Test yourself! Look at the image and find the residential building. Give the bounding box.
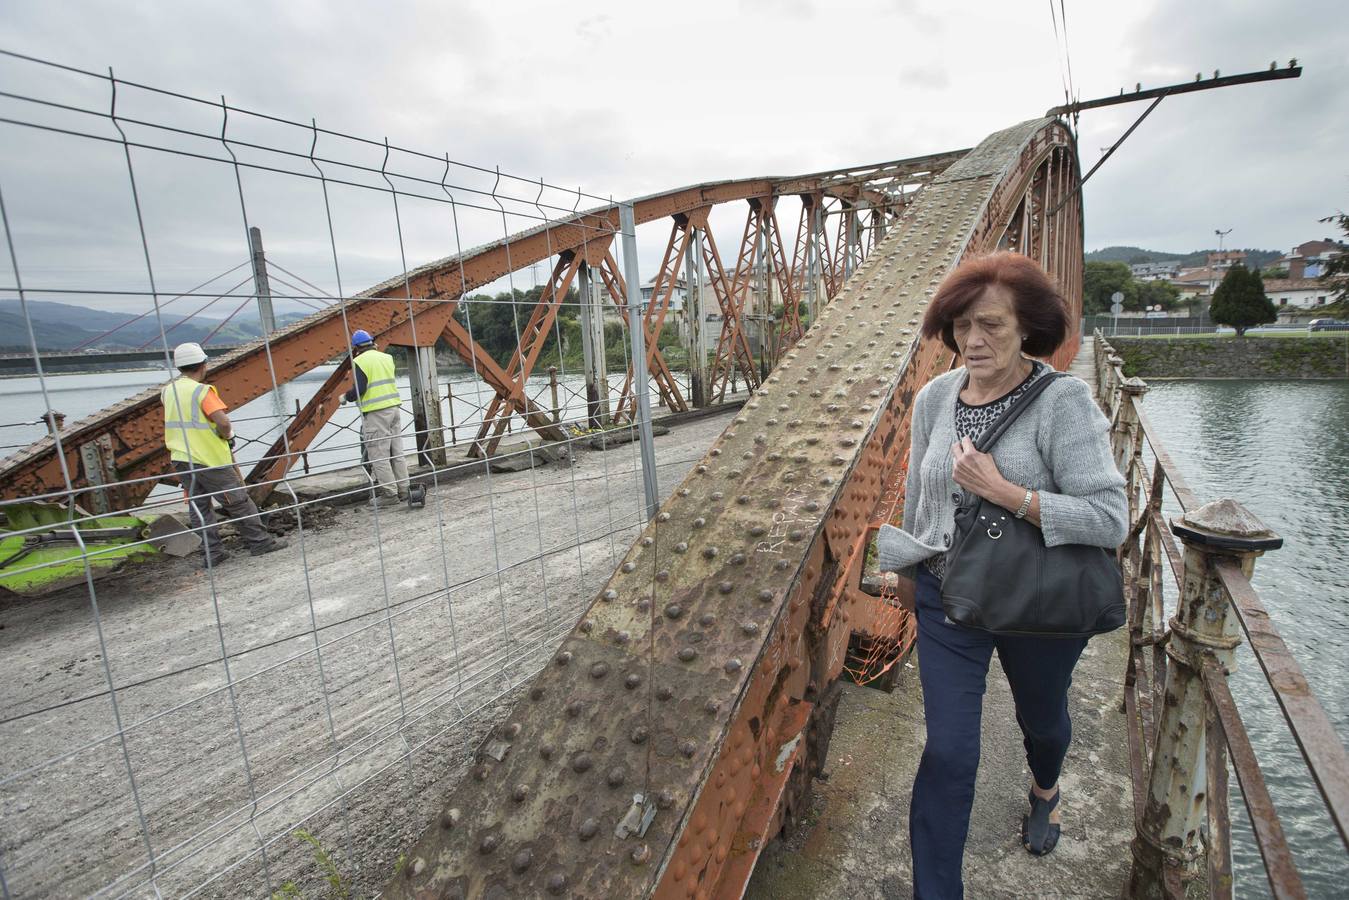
[1130,260,1182,281]
[1269,238,1345,280]
[1264,276,1333,315]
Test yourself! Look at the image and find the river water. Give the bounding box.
[0,365,665,497]
[1,372,1345,894]
[1139,380,1348,897]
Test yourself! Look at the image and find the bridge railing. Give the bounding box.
[1093,330,1349,899]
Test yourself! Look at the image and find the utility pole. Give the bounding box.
[248,226,277,336]
[1211,227,1233,298]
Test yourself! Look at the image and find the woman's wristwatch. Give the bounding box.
[1014,487,1034,519]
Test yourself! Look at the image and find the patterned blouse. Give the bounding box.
[923,359,1049,579]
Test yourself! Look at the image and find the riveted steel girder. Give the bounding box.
[384,117,1081,900]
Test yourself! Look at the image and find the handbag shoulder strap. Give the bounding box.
[972,369,1067,453]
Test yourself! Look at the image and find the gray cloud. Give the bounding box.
[0,0,1342,320]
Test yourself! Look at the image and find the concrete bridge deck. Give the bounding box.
[746,337,1136,899]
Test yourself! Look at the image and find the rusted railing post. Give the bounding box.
[1111,378,1147,483]
[1128,499,1282,897]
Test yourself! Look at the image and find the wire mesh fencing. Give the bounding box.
[0,49,756,898]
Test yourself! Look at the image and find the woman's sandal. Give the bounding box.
[1021,788,1061,856]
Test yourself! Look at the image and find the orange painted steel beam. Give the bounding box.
[468,250,584,457]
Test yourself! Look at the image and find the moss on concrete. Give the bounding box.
[1112,335,1349,379]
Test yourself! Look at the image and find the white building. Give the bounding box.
[1130,260,1182,281]
[1265,277,1333,312]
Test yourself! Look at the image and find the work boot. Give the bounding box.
[367,494,400,510]
[203,548,232,566]
[250,537,289,557]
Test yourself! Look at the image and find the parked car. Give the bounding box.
[1309,318,1349,331]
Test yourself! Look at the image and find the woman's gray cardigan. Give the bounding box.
[877,367,1128,577]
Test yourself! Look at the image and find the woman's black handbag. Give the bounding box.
[939,373,1126,637]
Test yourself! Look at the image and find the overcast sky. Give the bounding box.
[1,0,1344,317]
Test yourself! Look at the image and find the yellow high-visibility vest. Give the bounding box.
[354,349,400,413]
[161,376,233,468]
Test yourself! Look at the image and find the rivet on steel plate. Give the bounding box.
[774,559,790,571]
[631,725,649,744]
[590,661,609,679]
[655,570,669,583]
[674,541,688,554]
[607,767,627,788]
[724,658,743,674]
[547,873,568,895]
[512,784,529,802]
[621,561,636,573]
[540,744,555,760]
[680,740,697,758]
[736,494,750,505]
[757,589,774,603]
[709,448,721,457]
[692,517,706,529]
[601,589,617,602]
[440,807,461,829]
[678,487,690,496]
[749,525,766,537]
[631,845,651,865]
[677,647,698,662]
[700,613,717,627]
[566,699,584,717]
[531,684,548,698]
[657,685,674,700]
[572,753,593,773]
[479,833,499,854]
[717,581,734,594]
[729,552,746,565]
[665,603,683,619]
[578,817,599,840]
[703,546,719,559]
[641,536,653,546]
[555,651,573,665]
[711,491,724,500]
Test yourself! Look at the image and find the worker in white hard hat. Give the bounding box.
[162,342,287,563]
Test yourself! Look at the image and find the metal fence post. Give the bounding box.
[248,226,276,335]
[619,202,659,519]
[1127,499,1282,897]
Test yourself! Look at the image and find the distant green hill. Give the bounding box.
[1087,246,1283,270]
[0,299,310,351]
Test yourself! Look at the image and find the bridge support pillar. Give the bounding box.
[577,263,610,428]
[1127,499,1281,898]
[406,344,446,468]
[685,230,708,407]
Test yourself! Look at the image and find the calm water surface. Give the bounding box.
[1141,380,1348,898]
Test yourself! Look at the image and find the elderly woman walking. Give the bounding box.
[878,251,1128,899]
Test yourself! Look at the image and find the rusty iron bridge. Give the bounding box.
[0,54,1341,900]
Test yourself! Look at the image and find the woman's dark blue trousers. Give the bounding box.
[908,565,1088,900]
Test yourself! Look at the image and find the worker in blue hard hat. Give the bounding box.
[343,330,411,509]
[163,342,287,563]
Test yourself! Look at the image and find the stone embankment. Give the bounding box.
[1111,335,1349,379]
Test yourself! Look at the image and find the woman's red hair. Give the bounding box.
[920,251,1070,357]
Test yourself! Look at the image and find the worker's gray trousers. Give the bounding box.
[173,461,273,557]
[361,406,409,500]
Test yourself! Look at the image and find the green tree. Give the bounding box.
[1209,265,1276,336]
[1136,279,1180,311]
[1317,212,1349,303]
[1083,261,1136,314]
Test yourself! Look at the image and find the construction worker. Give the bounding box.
[343,330,410,508]
[163,342,287,562]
